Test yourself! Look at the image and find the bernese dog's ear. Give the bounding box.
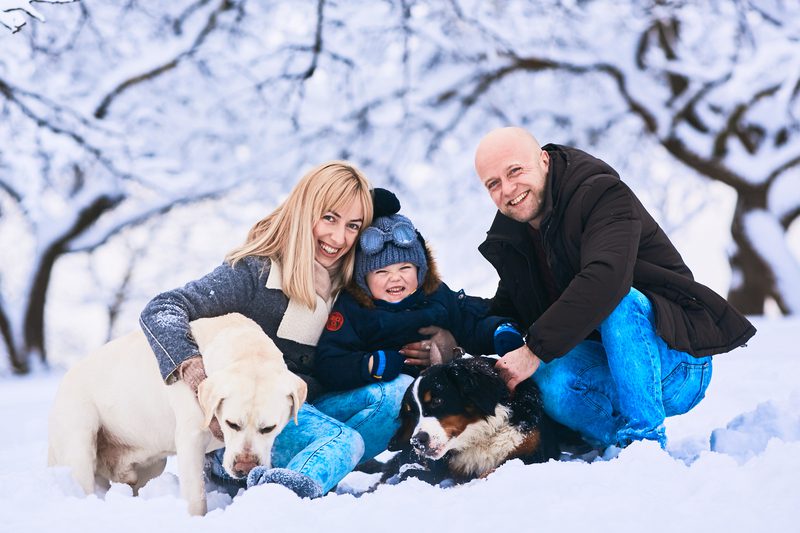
[388,385,417,451]
[446,358,509,417]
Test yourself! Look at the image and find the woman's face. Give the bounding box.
[312,199,365,268]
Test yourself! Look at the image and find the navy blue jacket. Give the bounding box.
[315,282,510,391]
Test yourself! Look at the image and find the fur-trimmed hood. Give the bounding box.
[345,242,442,309]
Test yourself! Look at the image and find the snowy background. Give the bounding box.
[1,1,799,532]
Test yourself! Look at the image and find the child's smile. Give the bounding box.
[366,262,419,303]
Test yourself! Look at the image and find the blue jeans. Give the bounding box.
[314,373,414,462]
[207,374,412,494]
[533,288,712,448]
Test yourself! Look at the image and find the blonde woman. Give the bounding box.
[139,161,413,498]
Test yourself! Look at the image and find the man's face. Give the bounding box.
[475,135,550,227]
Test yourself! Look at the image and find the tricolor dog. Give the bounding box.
[48,313,306,516]
[386,356,559,484]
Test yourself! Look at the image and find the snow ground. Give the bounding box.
[0,317,797,533]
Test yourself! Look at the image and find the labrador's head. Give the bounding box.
[199,364,306,479]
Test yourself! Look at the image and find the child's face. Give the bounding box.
[366,262,419,303]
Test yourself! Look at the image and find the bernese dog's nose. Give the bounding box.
[412,431,430,449]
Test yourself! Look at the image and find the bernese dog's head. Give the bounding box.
[389,357,510,460]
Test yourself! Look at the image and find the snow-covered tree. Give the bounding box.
[1,0,797,373]
[0,0,74,33]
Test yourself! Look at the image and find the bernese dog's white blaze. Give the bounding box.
[408,377,451,458]
[408,377,449,454]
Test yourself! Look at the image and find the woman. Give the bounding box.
[139,161,413,498]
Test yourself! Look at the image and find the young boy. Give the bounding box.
[315,212,526,391]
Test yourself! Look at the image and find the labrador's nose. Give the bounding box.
[232,453,259,477]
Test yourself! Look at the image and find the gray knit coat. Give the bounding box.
[139,256,333,400]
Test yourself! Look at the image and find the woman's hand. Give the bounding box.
[177,356,224,440]
[400,326,459,366]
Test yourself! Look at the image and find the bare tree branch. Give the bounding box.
[781,206,800,230]
[93,0,237,119]
[0,77,129,179]
[0,177,22,204]
[67,185,241,254]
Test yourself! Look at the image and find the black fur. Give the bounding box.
[381,356,561,486]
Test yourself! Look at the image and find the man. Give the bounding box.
[473,127,755,448]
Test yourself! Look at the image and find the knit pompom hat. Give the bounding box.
[355,213,428,297]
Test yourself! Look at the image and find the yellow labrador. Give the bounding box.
[48,313,306,516]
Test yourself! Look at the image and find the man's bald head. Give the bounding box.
[473,127,550,228]
[474,127,542,174]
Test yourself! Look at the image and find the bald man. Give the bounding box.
[473,127,755,449]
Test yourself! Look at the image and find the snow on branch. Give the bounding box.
[0,0,74,33]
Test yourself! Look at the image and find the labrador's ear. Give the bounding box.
[197,376,224,429]
[288,374,307,425]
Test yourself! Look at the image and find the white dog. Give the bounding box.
[48,313,306,516]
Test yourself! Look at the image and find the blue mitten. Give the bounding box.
[493,323,525,357]
[247,467,323,499]
[361,350,405,382]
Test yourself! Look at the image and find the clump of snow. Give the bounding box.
[710,392,800,464]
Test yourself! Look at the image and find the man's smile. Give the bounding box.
[508,190,529,206]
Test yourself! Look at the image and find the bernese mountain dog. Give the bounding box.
[380,356,562,485]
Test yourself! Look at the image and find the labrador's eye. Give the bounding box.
[429,397,444,408]
[226,421,242,431]
[259,425,276,435]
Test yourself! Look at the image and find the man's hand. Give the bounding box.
[496,345,541,392]
[177,356,224,441]
[400,326,459,366]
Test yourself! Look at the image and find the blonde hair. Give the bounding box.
[226,161,373,309]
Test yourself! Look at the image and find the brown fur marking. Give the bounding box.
[439,414,479,438]
[510,429,541,459]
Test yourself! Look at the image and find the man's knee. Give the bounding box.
[602,287,653,332]
[534,362,588,411]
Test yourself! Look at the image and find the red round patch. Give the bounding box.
[326,311,345,331]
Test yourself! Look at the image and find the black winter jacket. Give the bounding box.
[315,259,510,391]
[479,144,756,362]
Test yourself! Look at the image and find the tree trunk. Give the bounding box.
[727,193,774,315]
[0,305,26,373]
[21,194,124,369]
